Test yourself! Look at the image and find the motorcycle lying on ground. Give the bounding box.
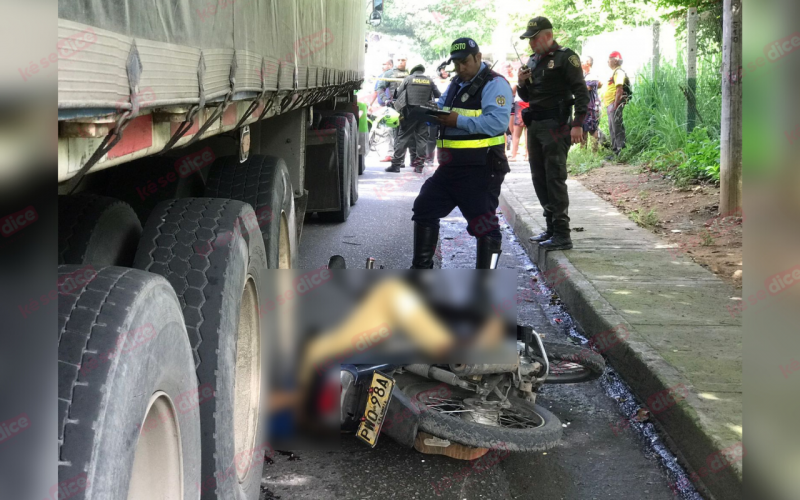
[330,256,606,454]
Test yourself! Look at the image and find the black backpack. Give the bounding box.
[613,69,633,102]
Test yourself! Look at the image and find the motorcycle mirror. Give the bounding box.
[368,10,382,27]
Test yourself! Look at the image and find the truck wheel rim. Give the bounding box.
[234,276,262,482]
[127,392,183,500]
[279,212,291,269]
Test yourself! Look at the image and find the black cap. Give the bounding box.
[520,17,553,39]
[410,64,425,74]
[448,37,480,62]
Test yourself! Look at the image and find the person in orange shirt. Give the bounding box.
[601,51,630,156]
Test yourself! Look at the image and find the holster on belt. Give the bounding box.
[525,99,576,126]
[487,148,510,175]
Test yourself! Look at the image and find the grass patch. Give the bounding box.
[614,56,722,185]
[567,145,605,175]
[699,229,715,246]
[629,208,659,228]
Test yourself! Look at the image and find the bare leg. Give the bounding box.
[511,123,524,159]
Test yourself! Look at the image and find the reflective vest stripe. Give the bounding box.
[441,107,483,117]
[437,136,506,149]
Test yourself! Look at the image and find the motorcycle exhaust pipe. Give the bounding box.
[404,364,474,391]
[448,362,519,376]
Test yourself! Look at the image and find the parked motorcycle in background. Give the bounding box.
[367,106,400,157]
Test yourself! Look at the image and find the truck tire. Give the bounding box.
[58,266,201,500]
[317,116,351,222]
[205,155,297,269]
[58,195,142,267]
[134,198,269,500]
[101,156,206,224]
[334,112,361,199]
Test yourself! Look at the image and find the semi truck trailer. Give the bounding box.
[55,1,379,498]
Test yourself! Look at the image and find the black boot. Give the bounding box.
[530,213,554,242]
[385,163,401,173]
[529,231,552,242]
[476,236,502,269]
[539,234,573,251]
[411,223,439,269]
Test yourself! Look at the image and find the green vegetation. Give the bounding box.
[516,0,660,54]
[629,208,660,228]
[613,56,722,186]
[376,0,496,61]
[699,229,715,246]
[567,145,605,174]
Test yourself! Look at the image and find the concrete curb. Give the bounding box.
[499,189,743,500]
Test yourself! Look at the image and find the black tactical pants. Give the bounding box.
[527,119,571,237]
[392,120,429,168]
[412,164,505,241]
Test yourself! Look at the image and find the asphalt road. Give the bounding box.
[266,152,690,500]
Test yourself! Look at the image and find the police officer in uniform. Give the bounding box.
[410,38,513,269]
[386,64,441,173]
[376,55,410,162]
[516,17,588,250]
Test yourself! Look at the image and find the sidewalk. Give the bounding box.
[499,162,742,500]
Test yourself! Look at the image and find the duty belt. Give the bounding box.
[527,106,563,121]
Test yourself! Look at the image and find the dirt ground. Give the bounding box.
[574,163,743,290]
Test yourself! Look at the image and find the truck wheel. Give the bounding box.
[334,112,360,201]
[205,155,297,269]
[58,195,142,267]
[134,198,269,500]
[101,156,206,224]
[58,266,201,500]
[317,116,351,222]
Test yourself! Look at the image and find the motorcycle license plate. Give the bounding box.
[356,371,395,447]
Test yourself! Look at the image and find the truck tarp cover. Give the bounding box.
[57,0,365,110]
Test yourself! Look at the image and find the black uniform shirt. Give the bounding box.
[394,70,442,105]
[516,43,589,128]
[376,67,410,94]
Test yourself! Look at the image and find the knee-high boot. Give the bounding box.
[411,223,439,269]
[476,236,502,269]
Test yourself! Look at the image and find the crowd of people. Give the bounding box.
[361,49,629,170]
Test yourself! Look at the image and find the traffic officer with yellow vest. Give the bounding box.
[410,38,513,269]
[516,17,588,251]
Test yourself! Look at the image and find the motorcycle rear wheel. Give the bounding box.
[401,379,562,453]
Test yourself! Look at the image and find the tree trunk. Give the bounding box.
[652,21,660,80]
[720,0,743,215]
[686,8,698,133]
